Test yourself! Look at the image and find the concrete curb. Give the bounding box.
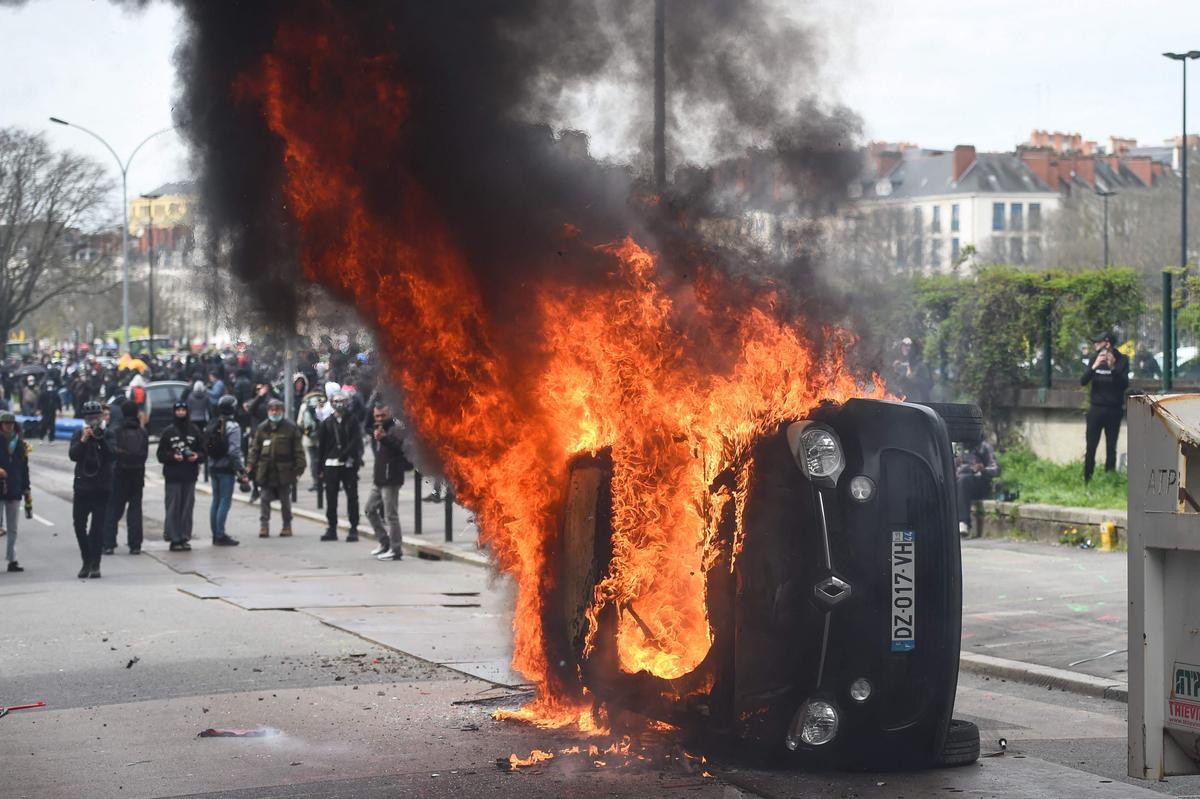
[960,651,1128,702]
[192,479,491,569]
[189,475,1136,705]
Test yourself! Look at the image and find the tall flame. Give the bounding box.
[237,17,876,724]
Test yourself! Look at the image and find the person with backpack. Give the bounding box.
[317,391,364,542]
[366,402,411,561]
[247,398,306,538]
[0,411,32,573]
[103,399,149,555]
[69,401,113,578]
[207,395,244,547]
[157,401,205,552]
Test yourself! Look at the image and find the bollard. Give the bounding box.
[413,469,423,536]
[1099,520,1117,552]
[444,488,454,543]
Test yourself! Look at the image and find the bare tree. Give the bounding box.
[0,127,114,344]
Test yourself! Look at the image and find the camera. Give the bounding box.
[180,447,195,459]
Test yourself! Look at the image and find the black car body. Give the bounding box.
[108,380,189,438]
[552,398,976,769]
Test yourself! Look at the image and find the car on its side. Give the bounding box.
[551,398,982,770]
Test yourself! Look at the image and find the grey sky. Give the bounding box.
[2,0,1199,215]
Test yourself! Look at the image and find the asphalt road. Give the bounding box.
[0,445,1190,798]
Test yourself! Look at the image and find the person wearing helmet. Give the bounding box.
[247,397,306,538]
[103,399,149,555]
[206,394,245,547]
[68,400,113,578]
[298,388,328,493]
[317,390,364,542]
[0,410,31,572]
[156,401,205,552]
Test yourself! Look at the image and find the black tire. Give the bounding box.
[918,402,984,445]
[939,719,980,767]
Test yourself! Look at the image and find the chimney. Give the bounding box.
[1126,156,1153,187]
[1074,157,1096,187]
[952,145,976,181]
[1105,155,1120,175]
[1020,149,1057,190]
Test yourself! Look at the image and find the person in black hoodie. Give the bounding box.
[1081,332,1131,481]
[157,401,205,551]
[317,391,364,542]
[68,401,112,578]
[104,399,149,555]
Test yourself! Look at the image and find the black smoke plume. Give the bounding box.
[173,0,864,352]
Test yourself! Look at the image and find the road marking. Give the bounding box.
[31,513,54,527]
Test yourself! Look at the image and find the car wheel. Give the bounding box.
[939,718,980,766]
[917,402,984,446]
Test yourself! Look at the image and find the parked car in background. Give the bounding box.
[108,380,188,437]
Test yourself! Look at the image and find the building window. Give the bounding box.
[931,205,942,234]
[1028,236,1042,263]
[951,203,960,233]
[911,238,923,269]
[930,238,943,269]
[912,206,923,234]
[1010,237,1024,264]
[1010,202,1023,231]
[992,202,1005,231]
[897,237,906,268]
[951,237,961,263]
[1029,203,1042,231]
[991,236,1006,261]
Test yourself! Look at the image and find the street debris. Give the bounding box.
[198,727,282,738]
[126,657,140,669]
[0,701,45,719]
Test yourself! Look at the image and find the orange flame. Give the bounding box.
[238,13,878,727]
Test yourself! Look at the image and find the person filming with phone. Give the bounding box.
[1080,332,1130,482]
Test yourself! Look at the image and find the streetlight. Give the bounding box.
[1095,188,1116,267]
[1162,51,1200,391]
[48,116,179,353]
[141,192,162,359]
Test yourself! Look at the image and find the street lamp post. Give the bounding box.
[142,193,161,358]
[1096,189,1116,267]
[1163,51,1200,391]
[48,117,178,353]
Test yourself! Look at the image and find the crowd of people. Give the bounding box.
[0,342,426,577]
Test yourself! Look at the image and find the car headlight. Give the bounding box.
[786,422,845,486]
[786,699,840,749]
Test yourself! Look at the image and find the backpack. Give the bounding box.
[115,424,148,470]
[205,420,230,460]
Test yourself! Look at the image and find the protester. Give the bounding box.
[0,411,31,572]
[21,375,38,415]
[104,399,149,555]
[248,398,305,538]
[1081,332,1130,482]
[890,336,933,403]
[955,439,999,537]
[318,391,364,542]
[157,401,205,552]
[187,379,210,431]
[69,401,112,578]
[37,377,62,442]
[207,395,244,546]
[366,402,410,560]
[298,389,326,493]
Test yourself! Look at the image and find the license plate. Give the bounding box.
[890,530,916,652]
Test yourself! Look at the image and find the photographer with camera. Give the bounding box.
[207,395,245,547]
[1081,331,1130,482]
[367,402,412,561]
[157,401,205,552]
[890,336,933,403]
[68,401,112,578]
[247,398,306,538]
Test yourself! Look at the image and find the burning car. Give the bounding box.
[550,398,982,770]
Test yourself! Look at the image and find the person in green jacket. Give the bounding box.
[246,398,306,538]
